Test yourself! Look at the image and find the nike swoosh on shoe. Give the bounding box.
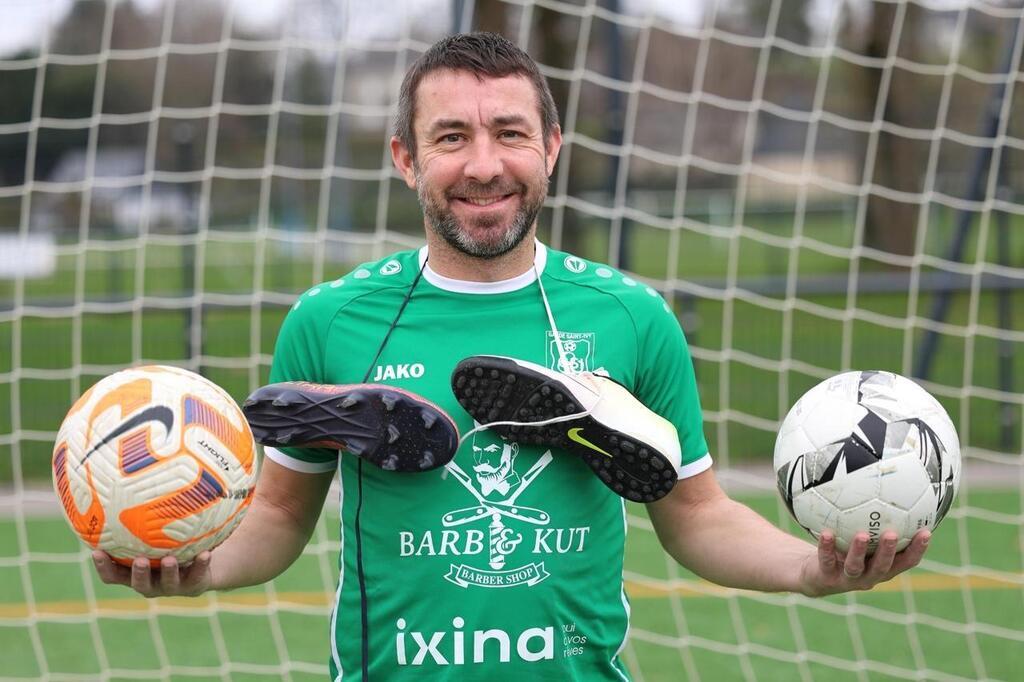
[451,356,681,502]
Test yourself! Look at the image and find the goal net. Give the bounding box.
[1,0,1021,680]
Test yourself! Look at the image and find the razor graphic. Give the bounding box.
[442,452,553,570]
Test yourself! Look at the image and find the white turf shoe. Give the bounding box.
[451,355,681,502]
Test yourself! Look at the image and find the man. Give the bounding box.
[472,432,520,497]
[94,32,930,681]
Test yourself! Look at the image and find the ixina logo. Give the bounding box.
[398,429,591,589]
[545,331,595,374]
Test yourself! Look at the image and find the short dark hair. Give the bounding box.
[393,32,559,158]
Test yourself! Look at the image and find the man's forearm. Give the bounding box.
[649,485,816,595]
[671,493,815,589]
[205,460,334,591]
[207,496,321,590]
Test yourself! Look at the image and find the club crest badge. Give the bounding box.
[545,331,596,374]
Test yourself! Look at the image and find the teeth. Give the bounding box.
[463,196,504,206]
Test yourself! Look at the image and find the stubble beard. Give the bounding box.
[415,167,548,259]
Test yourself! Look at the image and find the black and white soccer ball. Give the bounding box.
[774,371,961,554]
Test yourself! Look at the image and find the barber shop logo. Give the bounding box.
[398,428,592,589]
[439,432,553,588]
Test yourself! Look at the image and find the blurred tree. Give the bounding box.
[745,0,812,44]
[0,0,285,233]
[842,0,936,258]
[744,0,949,259]
[530,5,580,255]
[50,0,107,55]
[474,0,506,34]
[110,0,161,51]
[0,53,38,189]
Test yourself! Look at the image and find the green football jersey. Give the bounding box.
[267,242,711,681]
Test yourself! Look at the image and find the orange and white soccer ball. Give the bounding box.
[52,365,258,565]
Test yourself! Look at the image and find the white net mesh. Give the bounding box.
[1,0,1022,680]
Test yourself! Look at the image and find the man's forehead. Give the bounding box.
[415,70,541,130]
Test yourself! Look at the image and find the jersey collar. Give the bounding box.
[417,240,548,294]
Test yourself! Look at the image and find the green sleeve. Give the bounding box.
[266,291,339,467]
[634,301,710,469]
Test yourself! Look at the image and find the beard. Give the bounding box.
[473,461,519,498]
[416,168,547,259]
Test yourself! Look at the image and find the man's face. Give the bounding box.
[472,441,518,496]
[392,70,561,259]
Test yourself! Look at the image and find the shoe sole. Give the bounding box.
[451,357,678,502]
[242,382,459,472]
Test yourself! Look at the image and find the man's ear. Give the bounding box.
[544,124,563,177]
[390,136,417,189]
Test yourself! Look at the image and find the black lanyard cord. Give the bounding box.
[354,256,428,681]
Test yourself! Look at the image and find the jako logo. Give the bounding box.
[396,617,554,666]
[373,363,425,381]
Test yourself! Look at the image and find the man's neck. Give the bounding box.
[424,227,538,282]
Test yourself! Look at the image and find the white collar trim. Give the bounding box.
[418,240,547,294]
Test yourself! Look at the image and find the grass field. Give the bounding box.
[0,488,1020,682]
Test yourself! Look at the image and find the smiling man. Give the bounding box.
[399,73,555,263]
[93,32,931,682]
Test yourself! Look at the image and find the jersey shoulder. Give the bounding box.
[543,247,675,322]
[285,248,421,320]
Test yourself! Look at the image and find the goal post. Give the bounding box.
[1,1,1022,680]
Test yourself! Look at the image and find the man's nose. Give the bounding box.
[463,138,503,184]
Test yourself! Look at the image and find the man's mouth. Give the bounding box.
[454,193,515,208]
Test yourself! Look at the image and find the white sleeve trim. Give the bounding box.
[676,453,713,480]
[264,447,338,473]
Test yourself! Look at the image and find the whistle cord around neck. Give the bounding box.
[354,257,427,681]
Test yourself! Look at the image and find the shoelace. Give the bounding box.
[455,255,608,449]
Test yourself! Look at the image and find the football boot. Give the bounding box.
[243,382,459,472]
[451,356,681,502]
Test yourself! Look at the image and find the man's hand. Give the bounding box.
[92,551,213,599]
[800,529,931,597]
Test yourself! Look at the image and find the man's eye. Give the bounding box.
[500,130,522,139]
[441,134,462,143]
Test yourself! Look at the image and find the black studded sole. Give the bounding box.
[451,357,678,502]
[242,382,459,472]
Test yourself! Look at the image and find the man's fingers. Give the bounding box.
[182,551,212,594]
[866,531,899,578]
[817,531,839,575]
[130,557,155,595]
[93,551,211,598]
[159,556,181,593]
[841,532,869,579]
[889,529,931,575]
[92,551,130,586]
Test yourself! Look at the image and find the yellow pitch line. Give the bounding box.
[0,574,1019,619]
[0,591,332,619]
[625,573,1023,598]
